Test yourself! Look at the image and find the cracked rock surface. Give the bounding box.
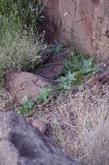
[43,0,109,60]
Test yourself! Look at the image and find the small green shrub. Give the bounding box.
[18,86,52,114]
[57,72,76,91]
[0,0,17,15]
[48,41,63,54]
[15,0,44,28]
[56,52,96,91]
[63,52,96,76]
[37,87,52,103]
[0,0,43,30]
[18,99,34,114]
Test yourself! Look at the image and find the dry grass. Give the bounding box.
[39,88,109,165]
[0,88,13,111]
[0,31,46,85]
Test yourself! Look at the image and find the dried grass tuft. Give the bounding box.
[41,90,109,165]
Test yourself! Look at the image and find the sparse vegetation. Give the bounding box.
[48,41,63,54]
[18,86,52,115]
[56,52,96,90]
[63,52,96,75]
[37,86,52,103]
[0,0,47,85]
[57,72,76,90]
[0,0,43,31]
[18,98,34,115]
[28,52,96,103]
[0,30,47,85]
[1,1,109,165]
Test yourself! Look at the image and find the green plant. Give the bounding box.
[15,0,44,29]
[55,52,96,91]
[37,41,63,57]
[18,99,34,114]
[18,86,52,114]
[0,15,21,39]
[0,0,17,15]
[37,87,52,103]
[34,52,96,101]
[48,41,63,54]
[63,52,96,75]
[0,0,43,30]
[57,72,76,91]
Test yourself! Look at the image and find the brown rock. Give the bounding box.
[43,0,109,60]
[36,48,70,79]
[0,111,79,165]
[4,72,49,105]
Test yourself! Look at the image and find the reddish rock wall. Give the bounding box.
[43,0,109,60]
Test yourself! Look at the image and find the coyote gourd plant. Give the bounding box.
[57,72,76,90]
[63,52,96,76]
[57,52,96,90]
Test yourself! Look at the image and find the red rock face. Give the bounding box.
[92,0,99,5]
[4,72,49,105]
[43,0,109,60]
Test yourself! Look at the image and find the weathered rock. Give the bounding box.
[0,111,79,165]
[4,72,49,105]
[43,0,109,60]
[36,48,70,79]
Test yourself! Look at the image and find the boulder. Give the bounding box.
[0,111,79,165]
[4,72,49,105]
[43,0,109,60]
[36,48,70,79]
